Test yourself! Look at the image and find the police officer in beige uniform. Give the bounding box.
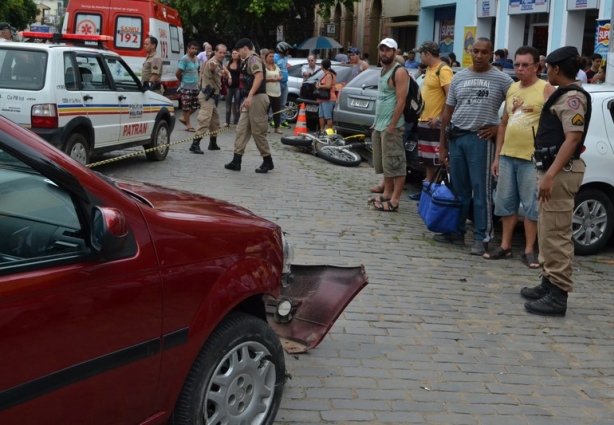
[142,36,164,95]
[521,46,592,316]
[225,38,273,173]
[190,44,230,154]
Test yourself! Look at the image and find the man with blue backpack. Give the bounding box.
[272,42,292,129]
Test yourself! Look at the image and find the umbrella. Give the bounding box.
[297,36,342,50]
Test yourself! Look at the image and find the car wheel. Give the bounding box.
[285,96,299,123]
[64,132,90,165]
[573,188,614,256]
[145,120,170,161]
[170,313,285,425]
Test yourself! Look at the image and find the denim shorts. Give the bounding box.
[494,155,538,221]
[318,101,335,119]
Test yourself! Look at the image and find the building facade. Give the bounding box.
[315,0,611,63]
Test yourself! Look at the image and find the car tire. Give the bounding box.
[316,145,362,167]
[145,120,170,161]
[170,313,285,425]
[285,95,299,123]
[64,132,90,165]
[573,187,614,256]
[280,135,313,147]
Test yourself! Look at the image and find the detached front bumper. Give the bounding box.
[266,264,368,354]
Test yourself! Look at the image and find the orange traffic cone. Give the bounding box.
[294,103,308,136]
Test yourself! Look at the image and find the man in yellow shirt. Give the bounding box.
[484,46,555,266]
[416,41,454,183]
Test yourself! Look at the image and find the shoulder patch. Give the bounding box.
[567,97,580,110]
[571,114,585,126]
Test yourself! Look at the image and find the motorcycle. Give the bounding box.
[280,131,372,167]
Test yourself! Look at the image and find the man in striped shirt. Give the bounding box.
[435,37,513,255]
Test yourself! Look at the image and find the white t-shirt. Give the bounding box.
[576,69,588,83]
[301,64,317,80]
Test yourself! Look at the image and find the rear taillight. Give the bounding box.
[31,104,58,128]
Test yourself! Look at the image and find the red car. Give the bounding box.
[0,116,367,424]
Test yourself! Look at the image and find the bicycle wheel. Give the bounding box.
[280,135,313,147]
[316,145,362,167]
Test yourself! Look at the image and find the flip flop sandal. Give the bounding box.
[370,185,384,193]
[186,127,196,132]
[178,118,187,127]
[483,246,512,260]
[374,200,399,212]
[521,252,540,269]
[367,196,390,205]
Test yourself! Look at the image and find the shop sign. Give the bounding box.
[508,0,550,15]
[462,27,476,67]
[478,0,498,18]
[567,0,599,10]
[594,19,609,62]
[439,19,455,55]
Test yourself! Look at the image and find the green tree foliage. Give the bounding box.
[0,0,38,30]
[167,0,355,50]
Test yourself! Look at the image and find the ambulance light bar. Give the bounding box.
[20,32,113,42]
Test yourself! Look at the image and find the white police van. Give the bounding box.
[0,32,175,165]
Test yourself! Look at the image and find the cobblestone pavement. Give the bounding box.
[95,111,614,425]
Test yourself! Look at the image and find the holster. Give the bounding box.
[532,146,559,171]
[201,84,215,101]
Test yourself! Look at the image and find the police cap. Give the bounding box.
[235,38,253,50]
[546,46,579,65]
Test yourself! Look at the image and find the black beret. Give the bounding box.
[546,46,579,64]
[234,38,252,49]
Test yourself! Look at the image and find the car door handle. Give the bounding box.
[118,95,126,101]
[83,95,93,101]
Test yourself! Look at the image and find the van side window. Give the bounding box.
[75,55,111,91]
[104,57,140,92]
[115,16,143,51]
[0,50,47,90]
[74,13,102,35]
[170,26,180,53]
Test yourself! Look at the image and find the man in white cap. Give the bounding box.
[369,38,408,213]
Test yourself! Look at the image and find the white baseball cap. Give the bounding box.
[378,38,398,50]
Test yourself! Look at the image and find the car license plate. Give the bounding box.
[306,104,319,113]
[350,99,369,108]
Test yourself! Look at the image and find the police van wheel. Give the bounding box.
[64,132,90,165]
[145,120,170,161]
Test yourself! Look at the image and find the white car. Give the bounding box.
[0,33,175,165]
[573,83,614,255]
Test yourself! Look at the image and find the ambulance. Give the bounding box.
[62,0,184,99]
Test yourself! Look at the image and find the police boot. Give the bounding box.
[189,138,204,154]
[224,153,242,171]
[208,136,220,150]
[524,280,568,316]
[255,155,274,173]
[520,276,551,300]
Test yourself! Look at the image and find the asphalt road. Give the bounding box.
[93,109,614,425]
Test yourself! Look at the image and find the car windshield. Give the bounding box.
[0,48,47,90]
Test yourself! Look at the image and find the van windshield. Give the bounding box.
[0,49,47,91]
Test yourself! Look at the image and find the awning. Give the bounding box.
[384,21,419,28]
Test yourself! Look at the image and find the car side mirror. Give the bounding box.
[92,206,128,256]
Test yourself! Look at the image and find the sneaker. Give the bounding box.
[469,241,488,256]
[280,122,291,129]
[433,233,465,246]
[408,192,421,201]
[269,121,275,128]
